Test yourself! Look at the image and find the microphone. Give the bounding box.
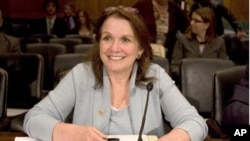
[138,82,153,141]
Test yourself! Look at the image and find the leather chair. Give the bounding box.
[19,37,42,52]
[180,58,235,139]
[180,58,235,118]
[49,38,82,53]
[26,43,66,91]
[0,68,11,131]
[53,53,86,86]
[152,56,169,73]
[65,34,94,44]
[0,53,44,131]
[31,34,57,43]
[73,44,94,54]
[213,65,247,126]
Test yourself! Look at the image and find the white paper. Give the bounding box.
[15,137,39,141]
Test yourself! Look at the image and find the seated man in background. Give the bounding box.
[31,0,67,38]
[0,9,21,55]
[63,3,77,34]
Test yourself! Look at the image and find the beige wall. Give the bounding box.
[224,0,249,22]
[75,0,137,19]
[74,0,248,22]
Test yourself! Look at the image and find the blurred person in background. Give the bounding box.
[133,0,190,62]
[170,7,228,84]
[71,9,95,38]
[63,3,77,34]
[190,0,247,39]
[0,9,21,55]
[32,0,67,38]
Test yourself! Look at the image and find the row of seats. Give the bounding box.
[0,53,246,140]
[24,43,93,90]
[0,53,43,131]
[179,59,247,139]
[20,36,94,53]
[22,42,168,91]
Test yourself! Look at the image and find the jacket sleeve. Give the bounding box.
[217,5,240,32]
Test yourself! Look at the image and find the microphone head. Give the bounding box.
[146,82,153,91]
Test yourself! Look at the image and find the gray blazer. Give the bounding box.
[171,33,228,77]
[24,62,208,141]
[0,32,21,55]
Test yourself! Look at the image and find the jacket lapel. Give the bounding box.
[190,40,201,56]
[93,67,111,133]
[127,63,145,134]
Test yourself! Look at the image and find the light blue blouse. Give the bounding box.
[24,62,208,141]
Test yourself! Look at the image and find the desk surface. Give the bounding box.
[0,132,27,141]
[0,132,229,141]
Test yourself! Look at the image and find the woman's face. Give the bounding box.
[78,11,86,24]
[190,12,209,35]
[99,16,143,74]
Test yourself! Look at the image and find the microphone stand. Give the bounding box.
[138,82,153,141]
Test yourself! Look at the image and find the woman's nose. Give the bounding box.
[110,40,121,51]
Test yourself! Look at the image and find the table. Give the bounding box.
[0,132,27,141]
[0,132,230,141]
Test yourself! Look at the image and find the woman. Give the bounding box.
[72,9,95,37]
[170,6,228,81]
[24,6,207,141]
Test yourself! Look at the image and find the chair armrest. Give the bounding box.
[206,118,229,139]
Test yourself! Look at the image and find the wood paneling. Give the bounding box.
[0,0,248,22]
[224,0,249,22]
[0,0,67,19]
[75,0,137,19]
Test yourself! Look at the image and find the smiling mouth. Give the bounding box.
[108,56,125,60]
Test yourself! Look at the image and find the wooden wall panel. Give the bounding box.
[75,0,137,19]
[0,0,248,22]
[224,0,249,22]
[0,0,67,19]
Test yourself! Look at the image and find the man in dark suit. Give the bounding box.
[0,9,21,55]
[32,0,67,38]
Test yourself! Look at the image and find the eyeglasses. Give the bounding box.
[103,6,139,14]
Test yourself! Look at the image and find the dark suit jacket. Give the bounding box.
[133,0,189,60]
[0,32,21,55]
[32,16,68,38]
[170,33,228,78]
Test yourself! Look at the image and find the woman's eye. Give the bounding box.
[102,36,111,41]
[122,37,131,42]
